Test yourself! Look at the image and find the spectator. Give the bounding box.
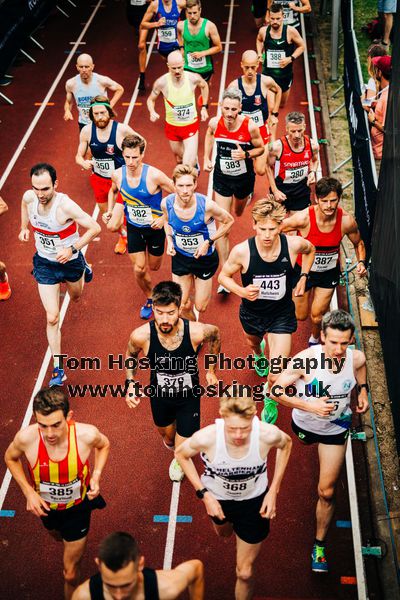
[368,55,391,171]
[378,0,397,47]
[361,44,387,110]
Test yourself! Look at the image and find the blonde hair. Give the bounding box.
[172,164,198,183]
[219,395,257,419]
[252,197,286,224]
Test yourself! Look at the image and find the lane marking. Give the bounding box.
[0,510,15,517]
[341,576,358,585]
[154,515,192,523]
[34,102,55,106]
[163,482,181,569]
[123,31,157,127]
[336,520,352,528]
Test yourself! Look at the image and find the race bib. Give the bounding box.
[158,27,176,43]
[324,395,350,421]
[130,0,146,4]
[266,50,285,69]
[311,251,339,272]
[220,157,247,176]
[253,273,286,300]
[175,233,205,254]
[39,478,81,504]
[93,157,115,178]
[283,165,308,184]
[221,478,255,499]
[188,53,207,69]
[78,106,91,125]
[127,205,153,226]
[156,372,192,392]
[242,109,264,127]
[173,103,195,122]
[34,231,62,255]
[283,8,294,24]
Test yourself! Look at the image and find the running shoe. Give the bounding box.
[169,458,185,482]
[311,543,329,573]
[140,299,153,320]
[253,339,269,377]
[0,275,11,300]
[114,235,127,255]
[49,367,66,387]
[163,438,175,451]
[217,284,230,295]
[84,262,93,283]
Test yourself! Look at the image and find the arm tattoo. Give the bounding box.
[203,325,221,356]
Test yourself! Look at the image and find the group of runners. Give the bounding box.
[2,1,372,599]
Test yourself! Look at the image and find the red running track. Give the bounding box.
[0,1,362,598]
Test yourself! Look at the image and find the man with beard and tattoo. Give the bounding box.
[75,95,139,255]
[124,281,221,482]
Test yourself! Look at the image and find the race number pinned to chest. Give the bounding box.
[220,157,247,176]
[158,27,176,43]
[188,53,207,69]
[266,50,285,69]
[175,233,205,254]
[156,372,193,392]
[173,103,195,123]
[324,395,350,421]
[253,273,286,300]
[283,164,308,184]
[40,478,81,504]
[34,231,62,255]
[130,0,146,5]
[242,110,264,127]
[93,158,115,178]
[283,7,294,24]
[311,250,339,272]
[127,205,153,226]
[78,106,91,125]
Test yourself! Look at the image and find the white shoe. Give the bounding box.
[217,284,230,295]
[169,458,185,482]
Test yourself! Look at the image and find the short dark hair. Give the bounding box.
[121,134,146,154]
[89,95,115,121]
[316,177,343,200]
[33,388,70,418]
[30,163,57,185]
[321,309,355,336]
[270,3,283,14]
[152,281,182,308]
[98,532,140,572]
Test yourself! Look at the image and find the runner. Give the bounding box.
[125,0,151,91]
[75,95,137,255]
[125,280,220,481]
[72,531,204,599]
[162,164,234,320]
[266,111,319,214]
[270,309,369,572]
[177,0,222,89]
[64,54,124,130]
[0,196,11,300]
[256,3,306,107]
[104,134,174,320]
[175,393,292,600]
[218,197,315,424]
[281,177,367,345]
[251,0,268,29]
[4,387,110,600]
[141,0,186,60]
[147,50,209,167]
[203,87,265,286]
[267,0,311,29]
[18,163,100,386]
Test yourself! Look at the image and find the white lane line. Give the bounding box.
[162,0,236,570]
[123,31,157,126]
[0,0,104,192]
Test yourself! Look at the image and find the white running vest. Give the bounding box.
[29,193,79,262]
[292,345,356,435]
[200,416,268,500]
[74,73,106,125]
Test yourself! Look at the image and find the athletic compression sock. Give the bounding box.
[315,538,326,547]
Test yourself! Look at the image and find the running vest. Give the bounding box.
[292,345,356,435]
[157,0,180,52]
[262,25,294,80]
[29,421,90,511]
[88,568,159,600]
[238,74,269,129]
[164,72,197,126]
[74,73,106,126]
[29,193,80,262]
[298,206,343,272]
[183,18,213,73]
[165,192,216,257]
[147,319,200,398]
[214,116,254,178]
[273,0,301,27]
[89,120,124,179]
[200,416,268,500]
[120,164,163,228]
[275,134,312,199]
[241,235,295,315]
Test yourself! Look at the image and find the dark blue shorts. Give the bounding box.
[32,252,86,285]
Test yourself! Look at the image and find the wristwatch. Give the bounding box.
[201,104,209,109]
[196,487,208,499]
[244,150,250,159]
[271,111,279,117]
[291,54,297,62]
[70,245,78,255]
[357,383,370,393]
[299,272,310,280]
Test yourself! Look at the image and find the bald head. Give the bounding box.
[167,50,184,67]
[240,50,259,80]
[241,50,258,63]
[77,54,94,67]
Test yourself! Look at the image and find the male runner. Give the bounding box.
[271,309,369,572]
[218,198,314,423]
[72,531,204,599]
[267,0,311,29]
[177,0,222,87]
[175,393,292,600]
[147,50,209,167]
[203,87,265,287]
[125,0,151,90]
[266,111,319,214]
[5,387,110,599]
[141,0,186,60]
[125,280,220,481]
[0,196,11,300]
[104,134,174,320]
[64,54,124,130]
[251,0,268,29]
[281,177,367,345]
[256,3,306,107]
[75,95,137,255]
[19,163,100,386]
[162,164,234,319]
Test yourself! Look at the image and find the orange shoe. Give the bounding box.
[0,275,11,300]
[114,235,127,255]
